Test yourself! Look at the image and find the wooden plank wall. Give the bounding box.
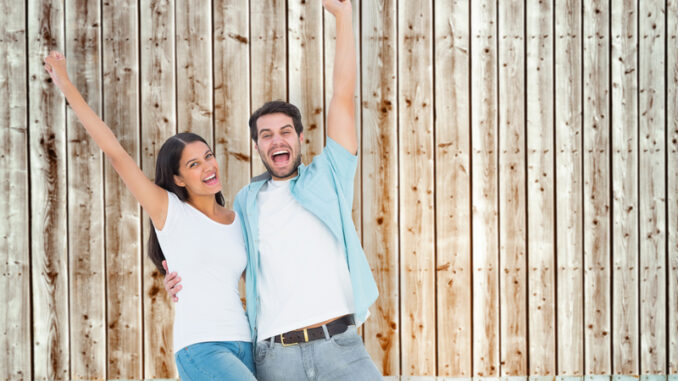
[1,0,677,379]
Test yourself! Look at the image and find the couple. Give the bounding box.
[44,0,381,379]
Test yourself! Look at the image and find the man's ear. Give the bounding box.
[174,174,186,187]
[299,132,304,144]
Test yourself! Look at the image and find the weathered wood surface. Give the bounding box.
[28,0,70,378]
[0,1,30,379]
[610,0,639,375]
[398,0,434,376]
[140,0,176,377]
[498,0,527,376]
[250,0,286,176]
[176,0,212,141]
[526,0,555,375]
[361,0,399,376]
[471,0,500,377]
[288,0,324,164]
[213,0,251,206]
[638,0,666,374]
[434,0,471,377]
[65,0,106,378]
[669,0,678,373]
[555,0,584,374]
[6,2,678,379]
[102,0,143,377]
[583,0,611,375]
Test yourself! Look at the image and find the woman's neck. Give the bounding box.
[186,194,220,216]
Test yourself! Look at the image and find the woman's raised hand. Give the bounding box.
[322,0,352,17]
[43,51,70,89]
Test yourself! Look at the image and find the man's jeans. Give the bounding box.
[255,325,383,380]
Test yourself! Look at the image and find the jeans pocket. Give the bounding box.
[254,341,272,364]
[331,326,362,348]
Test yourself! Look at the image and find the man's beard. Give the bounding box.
[261,151,302,179]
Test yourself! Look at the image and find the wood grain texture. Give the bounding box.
[526,0,555,374]
[176,0,212,141]
[288,0,323,164]
[583,0,611,374]
[669,0,678,373]
[498,0,527,375]
[434,0,471,376]
[0,1,30,379]
[361,0,399,375]
[28,0,70,378]
[471,0,500,376]
[140,0,176,377]
[250,0,286,176]
[398,0,435,375]
[610,0,639,375]
[638,0,666,374]
[324,0,361,237]
[555,0,584,374]
[213,0,251,206]
[65,0,106,377]
[102,0,143,377]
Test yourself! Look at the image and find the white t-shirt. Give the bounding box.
[256,179,355,341]
[154,191,251,353]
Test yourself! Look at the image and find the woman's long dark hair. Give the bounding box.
[147,132,225,275]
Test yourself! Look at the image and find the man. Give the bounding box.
[164,1,381,379]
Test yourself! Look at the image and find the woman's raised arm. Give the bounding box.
[44,51,168,229]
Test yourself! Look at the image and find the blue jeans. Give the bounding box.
[175,341,256,380]
[254,325,382,380]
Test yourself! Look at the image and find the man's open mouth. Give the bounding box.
[271,149,290,165]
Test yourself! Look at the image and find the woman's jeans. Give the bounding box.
[254,325,382,380]
[175,341,256,380]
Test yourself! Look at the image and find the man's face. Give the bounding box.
[255,112,303,180]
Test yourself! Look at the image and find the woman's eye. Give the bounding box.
[206,153,214,159]
[190,162,198,168]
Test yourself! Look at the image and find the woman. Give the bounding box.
[44,51,256,380]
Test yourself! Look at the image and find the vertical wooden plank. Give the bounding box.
[583,0,611,374]
[0,1,30,379]
[555,0,584,375]
[610,0,639,375]
[65,0,106,378]
[361,0,399,375]
[250,0,286,175]
[668,0,678,373]
[434,0,472,377]
[28,0,70,378]
[638,0,666,374]
[288,0,323,164]
[471,0,500,377]
[398,0,435,376]
[324,0,361,237]
[176,0,212,141]
[526,0,556,375]
[140,0,176,377]
[498,0,527,376]
[102,0,143,377]
[214,0,251,204]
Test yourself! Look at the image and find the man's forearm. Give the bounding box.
[332,11,356,101]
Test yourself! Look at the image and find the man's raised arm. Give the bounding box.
[323,0,357,154]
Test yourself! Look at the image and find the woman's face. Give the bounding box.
[173,141,222,198]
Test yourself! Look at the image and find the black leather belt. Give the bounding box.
[272,315,355,346]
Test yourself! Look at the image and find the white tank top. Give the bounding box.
[155,191,251,352]
[256,179,354,341]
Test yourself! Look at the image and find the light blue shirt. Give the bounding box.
[233,137,379,341]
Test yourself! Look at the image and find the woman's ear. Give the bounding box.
[173,174,186,187]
